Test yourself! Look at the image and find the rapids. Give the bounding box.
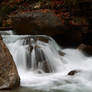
[1,32,92,92]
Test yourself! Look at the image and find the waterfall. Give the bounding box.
[2,35,64,72]
[1,33,92,92]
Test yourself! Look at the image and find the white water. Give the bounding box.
[0,30,14,35]
[2,35,92,92]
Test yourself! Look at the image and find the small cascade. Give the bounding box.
[1,34,92,92]
[2,35,64,73]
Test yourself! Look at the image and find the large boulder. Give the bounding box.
[0,36,20,89]
[11,9,64,35]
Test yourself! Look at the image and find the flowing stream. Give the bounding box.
[1,31,92,92]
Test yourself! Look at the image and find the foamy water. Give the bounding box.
[2,35,92,92]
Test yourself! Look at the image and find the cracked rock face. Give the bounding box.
[0,36,20,89]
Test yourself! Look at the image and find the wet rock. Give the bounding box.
[78,43,87,49]
[37,36,50,43]
[58,50,65,56]
[68,70,80,76]
[0,36,20,89]
[34,45,50,73]
[78,44,92,56]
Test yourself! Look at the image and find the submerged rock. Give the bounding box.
[58,50,65,56]
[68,70,80,76]
[0,36,20,89]
[36,36,50,43]
[34,45,50,73]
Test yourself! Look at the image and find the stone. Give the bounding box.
[0,36,20,89]
[58,50,65,56]
[11,9,64,36]
[68,70,80,76]
[34,45,50,73]
[78,44,92,56]
[36,36,50,43]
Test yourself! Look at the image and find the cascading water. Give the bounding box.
[0,30,14,35]
[1,34,92,92]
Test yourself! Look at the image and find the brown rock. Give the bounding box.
[78,43,87,49]
[78,44,92,56]
[36,36,50,43]
[0,36,20,89]
[11,9,64,35]
[58,50,65,56]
